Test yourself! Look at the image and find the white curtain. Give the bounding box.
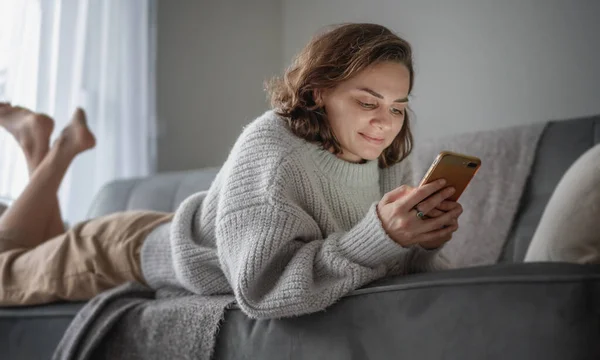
[0,0,157,224]
[0,0,41,202]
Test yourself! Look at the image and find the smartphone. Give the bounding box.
[419,151,481,201]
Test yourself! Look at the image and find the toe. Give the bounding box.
[73,108,87,123]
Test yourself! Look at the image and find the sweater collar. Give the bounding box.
[305,142,379,187]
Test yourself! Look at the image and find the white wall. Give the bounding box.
[156,0,600,171]
[156,0,282,171]
[283,0,600,140]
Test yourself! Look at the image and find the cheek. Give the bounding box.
[326,99,361,135]
[387,118,405,143]
[327,97,353,118]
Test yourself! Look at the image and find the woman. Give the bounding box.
[2,23,590,318]
[1,23,460,316]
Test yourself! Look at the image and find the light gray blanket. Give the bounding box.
[412,122,547,268]
[53,283,234,360]
[52,121,547,360]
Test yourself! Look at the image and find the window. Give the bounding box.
[0,0,156,222]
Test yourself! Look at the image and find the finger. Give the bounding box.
[446,218,458,229]
[421,201,460,217]
[415,187,456,214]
[418,206,462,233]
[435,200,460,212]
[425,208,445,218]
[398,178,447,211]
[381,184,413,205]
[438,217,458,229]
[416,222,458,246]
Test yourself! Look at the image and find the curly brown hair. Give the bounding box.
[265,23,415,168]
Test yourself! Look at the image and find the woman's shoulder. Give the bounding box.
[221,110,308,178]
[244,110,301,138]
[230,110,306,160]
[214,111,313,206]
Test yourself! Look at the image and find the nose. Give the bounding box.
[370,108,394,131]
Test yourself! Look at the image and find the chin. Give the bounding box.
[357,151,381,162]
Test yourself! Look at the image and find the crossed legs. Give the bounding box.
[0,104,173,306]
[0,103,95,250]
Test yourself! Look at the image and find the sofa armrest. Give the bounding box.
[214,262,600,360]
[86,167,220,219]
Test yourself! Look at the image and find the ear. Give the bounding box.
[313,88,325,107]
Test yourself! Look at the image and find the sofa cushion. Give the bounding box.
[500,114,600,262]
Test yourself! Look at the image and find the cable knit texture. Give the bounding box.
[141,110,448,319]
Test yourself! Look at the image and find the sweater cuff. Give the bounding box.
[140,221,179,289]
[337,202,412,268]
[411,245,453,272]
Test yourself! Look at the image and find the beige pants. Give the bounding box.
[525,143,600,264]
[0,211,173,306]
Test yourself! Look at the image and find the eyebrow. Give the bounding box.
[358,87,409,103]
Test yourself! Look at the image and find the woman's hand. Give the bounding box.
[417,199,462,249]
[424,200,462,219]
[376,179,463,249]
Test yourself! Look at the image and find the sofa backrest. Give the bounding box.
[86,167,220,218]
[87,115,600,264]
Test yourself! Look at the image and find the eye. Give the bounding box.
[390,107,404,116]
[357,100,376,109]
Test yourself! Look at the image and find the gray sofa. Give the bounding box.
[1,114,600,359]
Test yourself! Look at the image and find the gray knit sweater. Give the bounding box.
[141,110,448,319]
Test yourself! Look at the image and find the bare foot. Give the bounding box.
[0,104,54,170]
[55,108,96,156]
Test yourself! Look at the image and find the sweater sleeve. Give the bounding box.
[216,198,413,319]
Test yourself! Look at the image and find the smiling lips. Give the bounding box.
[360,133,385,145]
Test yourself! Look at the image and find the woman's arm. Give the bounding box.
[216,199,412,319]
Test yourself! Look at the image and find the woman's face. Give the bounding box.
[318,61,410,163]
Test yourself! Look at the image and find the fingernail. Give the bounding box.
[446,187,455,194]
[438,179,446,185]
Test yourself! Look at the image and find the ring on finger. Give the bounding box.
[414,208,426,220]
